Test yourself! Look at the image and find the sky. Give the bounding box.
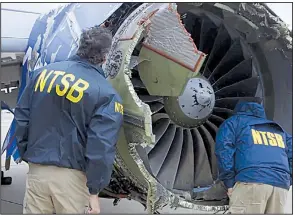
[266,3,292,30]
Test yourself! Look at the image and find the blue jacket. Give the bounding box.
[215,102,292,190]
[14,55,123,195]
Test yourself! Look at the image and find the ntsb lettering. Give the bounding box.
[115,102,123,115]
[251,129,285,148]
[34,69,89,103]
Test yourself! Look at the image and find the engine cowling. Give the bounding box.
[104,2,292,212]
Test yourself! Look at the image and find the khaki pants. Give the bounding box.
[229,182,288,214]
[23,163,90,214]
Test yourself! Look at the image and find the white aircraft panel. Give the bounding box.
[1,3,68,52]
[1,10,39,38]
[1,38,28,52]
[1,3,67,14]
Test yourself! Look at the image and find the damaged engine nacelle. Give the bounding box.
[102,3,292,212]
[10,2,292,213]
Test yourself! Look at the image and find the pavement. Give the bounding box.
[1,111,293,214]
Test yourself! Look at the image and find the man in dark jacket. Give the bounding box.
[215,101,292,214]
[14,26,123,214]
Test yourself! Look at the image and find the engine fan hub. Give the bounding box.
[164,77,215,128]
[179,77,215,119]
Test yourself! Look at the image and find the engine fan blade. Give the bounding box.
[199,16,218,53]
[201,67,212,76]
[203,25,231,77]
[148,124,177,176]
[150,102,164,114]
[212,58,253,90]
[191,128,213,186]
[198,125,218,180]
[139,95,163,103]
[182,12,203,47]
[153,118,171,143]
[213,107,233,119]
[215,77,260,98]
[145,146,153,154]
[132,77,146,89]
[157,128,184,190]
[173,129,195,190]
[152,113,169,123]
[215,97,263,109]
[208,39,244,82]
[135,145,153,175]
[209,114,225,127]
[204,120,218,139]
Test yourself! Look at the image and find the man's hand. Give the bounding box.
[87,195,100,214]
[227,188,233,197]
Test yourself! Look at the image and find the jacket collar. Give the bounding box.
[68,55,106,78]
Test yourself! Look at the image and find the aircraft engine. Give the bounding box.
[4,2,292,213]
[102,2,292,212]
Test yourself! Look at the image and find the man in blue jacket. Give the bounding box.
[215,101,292,214]
[14,26,123,214]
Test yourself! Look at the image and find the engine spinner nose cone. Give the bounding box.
[179,77,215,120]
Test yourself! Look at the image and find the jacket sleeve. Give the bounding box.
[85,92,123,195]
[215,119,237,189]
[14,79,34,159]
[286,133,293,186]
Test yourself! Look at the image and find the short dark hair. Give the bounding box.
[77,26,113,65]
